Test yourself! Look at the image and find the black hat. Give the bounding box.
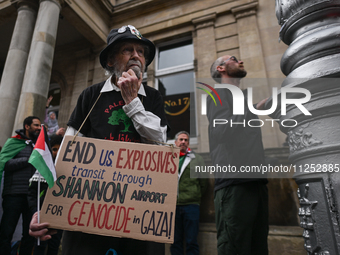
[99,25,155,69]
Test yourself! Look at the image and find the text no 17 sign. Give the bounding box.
[41,136,179,243]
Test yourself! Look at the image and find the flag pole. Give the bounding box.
[37,171,41,246]
[28,123,56,246]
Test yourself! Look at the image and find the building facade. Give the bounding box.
[0,0,306,254]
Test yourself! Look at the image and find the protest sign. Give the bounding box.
[41,136,179,243]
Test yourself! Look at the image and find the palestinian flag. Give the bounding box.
[0,136,28,188]
[29,125,56,188]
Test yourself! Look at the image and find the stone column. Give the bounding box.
[232,2,283,148]
[231,2,267,79]
[274,0,340,254]
[192,13,217,224]
[192,13,217,154]
[0,0,38,145]
[13,0,62,132]
[67,48,91,117]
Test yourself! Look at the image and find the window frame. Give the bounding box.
[154,37,198,144]
[47,83,61,117]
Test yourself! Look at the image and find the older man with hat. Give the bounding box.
[29,25,168,255]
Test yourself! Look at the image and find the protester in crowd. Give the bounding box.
[208,55,269,255]
[27,134,63,255]
[29,24,168,255]
[55,127,65,137]
[45,112,59,136]
[171,131,207,255]
[0,116,41,255]
[45,96,59,136]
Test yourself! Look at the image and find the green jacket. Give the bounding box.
[177,151,207,205]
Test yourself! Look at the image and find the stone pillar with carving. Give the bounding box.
[13,0,62,131]
[274,0,340,254]
[0,0,38,145]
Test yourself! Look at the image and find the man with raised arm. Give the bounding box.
[29,25,168,255]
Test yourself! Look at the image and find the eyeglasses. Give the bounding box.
[120,45,145,58]
[220,56,239,66]
[52,148,59,152]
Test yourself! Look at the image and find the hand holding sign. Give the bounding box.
[40,136,179,243]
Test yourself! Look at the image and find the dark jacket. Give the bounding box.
[2,129,36,196]
[207,88,267,191]
[27,171,48,215]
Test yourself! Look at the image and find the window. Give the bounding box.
[155,39,196,140]
[47,83,61,118]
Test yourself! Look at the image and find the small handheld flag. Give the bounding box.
[28,125,56,188]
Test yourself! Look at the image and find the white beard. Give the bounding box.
[114,60,144,79]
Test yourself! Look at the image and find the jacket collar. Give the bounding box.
[178,151,195,179]
[186,150,195,159]
[100,76,146,97]
[13,129,34,145]
[14,129,30,140]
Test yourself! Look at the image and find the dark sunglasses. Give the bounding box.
[52,148,59,152]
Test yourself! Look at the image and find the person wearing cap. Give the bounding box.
[66,24,167,145]
[29,25,168,255]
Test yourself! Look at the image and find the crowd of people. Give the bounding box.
[0,25,269,255]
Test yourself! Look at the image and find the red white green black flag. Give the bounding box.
[29,125,56,188]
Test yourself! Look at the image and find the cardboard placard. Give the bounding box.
[41,136,179,243]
